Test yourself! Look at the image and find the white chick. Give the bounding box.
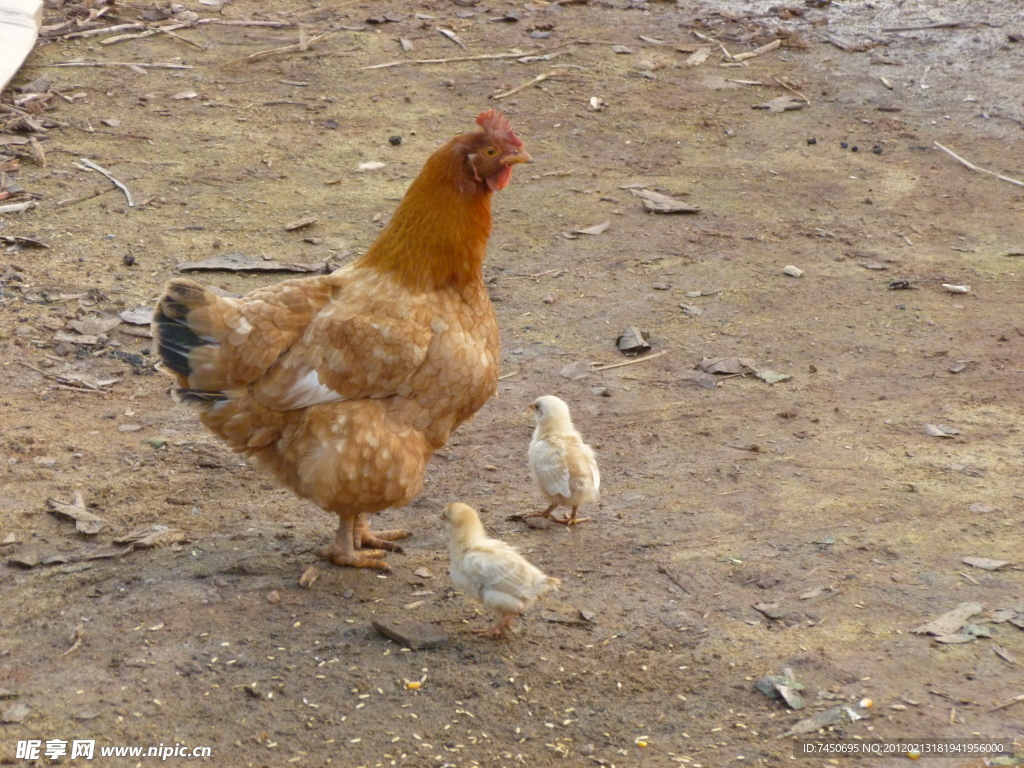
[442,502,561,638]
[525,395,600,526]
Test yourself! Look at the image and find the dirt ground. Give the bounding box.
[1,0,1023,766]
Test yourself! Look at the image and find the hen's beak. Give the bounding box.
[503,149,532,165]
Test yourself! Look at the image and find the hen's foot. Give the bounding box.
[315,544,391,571]
[359,528,410,553]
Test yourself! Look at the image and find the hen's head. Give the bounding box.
[458,109,531,193]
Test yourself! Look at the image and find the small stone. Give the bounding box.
[807,137,816,145]
[1,703,30,723]
[371,618,448,650]
[388,135,402,146]
[851,145,859,152]
[872,145,883,155]
[840,141,848,149]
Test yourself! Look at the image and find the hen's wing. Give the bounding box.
[252,303,434,411]
[529,438,572,499]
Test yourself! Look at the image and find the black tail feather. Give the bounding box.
[152,293,211,378]
[174,388,228,405]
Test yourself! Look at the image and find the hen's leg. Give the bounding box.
[316,514,390,571]
[522,502,559,521]
[355,513,409,553]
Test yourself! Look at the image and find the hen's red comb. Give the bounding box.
[476,108,523,149]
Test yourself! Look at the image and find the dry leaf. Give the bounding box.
[573,221,610,236]
[682,47,711,67]
[178,254,327,273]
[560,361,595,380]
[284,216,317,232]
[114,526,186,548]
[47,492,107,535]
[617,325,651,353]
[629,188,700,214]
[962,556,1011,571]
[912,602,983,635]
[299,565,319,588]
[752,95,806,113]
[119,306,154,325]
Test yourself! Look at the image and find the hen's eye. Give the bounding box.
[483,147,499,158]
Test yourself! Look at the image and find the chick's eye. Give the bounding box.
[483,147,499,158]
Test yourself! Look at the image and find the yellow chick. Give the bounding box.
[442,502,561,638]
[524,395,600,526]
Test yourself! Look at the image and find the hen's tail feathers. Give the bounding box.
[174,389,228,405]
[152,279,223,404]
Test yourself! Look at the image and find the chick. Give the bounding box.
[524,395,600,526]
[442,502,560,638]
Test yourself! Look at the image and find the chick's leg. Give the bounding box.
[557,506,590,526]
[316,513,391,571]
[472,613,517,638]
[355,513,410,552]
[522,502,559,521]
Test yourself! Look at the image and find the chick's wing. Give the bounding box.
[460,543,539,597]
[530,439,572,498]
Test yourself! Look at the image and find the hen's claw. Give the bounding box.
[315,543,391,571]
[360,528,410,552]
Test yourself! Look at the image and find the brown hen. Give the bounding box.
[152,110,530,571]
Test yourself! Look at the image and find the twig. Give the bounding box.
[243,32,334,62]
[0,201,36,214]
[491,71,557,100]
[773,76,810,105]
[79,158,135,207]
[693,30,734,61]
[436,28,467,51]
[657,564,692,595]
[987,692,1024,712]
[883,21,963,32]
[63,22,145,39]
[362,51,540,70]
[43,61,194,69]
[732,39,780,62]
[933,142,1024,188]
[208,20,296,28]
[592,350,666,372]
[60,624,85,657]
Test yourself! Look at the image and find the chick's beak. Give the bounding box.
[502,149,532,166]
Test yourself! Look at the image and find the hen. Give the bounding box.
[524,395,600,526]
[152,110,530,571]
[442,502,560,638]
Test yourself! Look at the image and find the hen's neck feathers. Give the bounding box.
[356,135,493,291]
